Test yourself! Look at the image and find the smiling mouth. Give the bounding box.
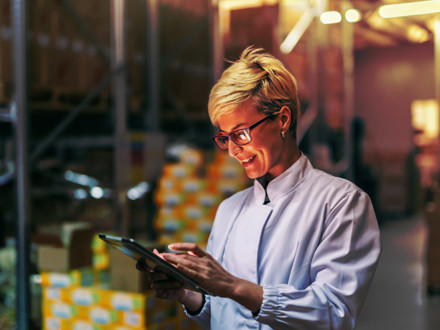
[241,155,256,165]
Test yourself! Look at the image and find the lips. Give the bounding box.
[240,155,256,167]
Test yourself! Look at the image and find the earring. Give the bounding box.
[281,131,286,138]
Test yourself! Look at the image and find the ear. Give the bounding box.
[278,106,291,132]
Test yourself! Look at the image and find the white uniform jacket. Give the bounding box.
[187,155,381,329]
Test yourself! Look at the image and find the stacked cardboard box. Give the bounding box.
[41,279,180,329]
[0,0,110,105]
[39,233,202,329]
[154,147,249,248]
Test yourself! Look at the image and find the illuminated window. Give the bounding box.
[411,99,439,146]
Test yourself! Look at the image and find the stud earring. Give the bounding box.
[281,131,286,138]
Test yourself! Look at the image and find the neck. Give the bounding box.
[265,139,301,182]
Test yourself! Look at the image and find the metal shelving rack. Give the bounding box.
[5,0,219,328]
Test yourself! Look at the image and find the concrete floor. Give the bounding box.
[356,215,440,330]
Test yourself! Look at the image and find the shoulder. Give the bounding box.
[304,166,369,206]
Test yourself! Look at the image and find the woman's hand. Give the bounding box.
[135,249,204,312]
[163,243,263,313]
[162,243,240,298]
[135,249,186,301]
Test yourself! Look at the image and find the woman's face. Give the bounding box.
[217,103,295,180]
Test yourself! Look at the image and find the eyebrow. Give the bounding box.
[218,122,247,133]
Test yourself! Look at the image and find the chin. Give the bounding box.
[244,169,263,180]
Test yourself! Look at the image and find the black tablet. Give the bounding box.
[99,233,211,295]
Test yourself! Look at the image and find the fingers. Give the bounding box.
[168,243,207,257]
[136,259,151,272]
[151,279,182,291]
[161,253,210,280]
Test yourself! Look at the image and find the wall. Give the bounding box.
[354,42,434,217]
[355,42,435,157]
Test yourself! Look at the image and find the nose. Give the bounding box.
[228,139,241,157]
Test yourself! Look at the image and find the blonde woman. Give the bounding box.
[140,47,381,329]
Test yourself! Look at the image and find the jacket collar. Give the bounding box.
[253,154,309,205]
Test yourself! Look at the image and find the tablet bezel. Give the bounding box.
[99,233,210,295]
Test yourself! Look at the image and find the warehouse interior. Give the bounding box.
[1,0,440,329]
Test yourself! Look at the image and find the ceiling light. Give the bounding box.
[90,186,104,199]
[219,0,277,11]
[280,9,314,54]
[345,8,361,23]
[379,0,440,18]
[407,25,429,43]
[320,11,342,24]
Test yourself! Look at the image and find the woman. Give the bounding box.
[140,47,381,329]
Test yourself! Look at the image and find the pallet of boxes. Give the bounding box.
[35,222,200,329]
[154,147,250,249]
[425,188,440,295]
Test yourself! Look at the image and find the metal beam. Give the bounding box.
[12,0,30,328]
[60,0,111,63]
[30,64,124,163]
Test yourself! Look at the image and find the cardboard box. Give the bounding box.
[35,224,95,273]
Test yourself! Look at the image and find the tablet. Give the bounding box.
[99,233,211,295]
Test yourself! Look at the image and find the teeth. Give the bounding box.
[242,155,256,163]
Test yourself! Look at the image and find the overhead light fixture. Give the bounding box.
[345,8,361,23]
[73,189,88,200]
[219,0,277,11]
[320,11,342,24]
[407,24,430,43]
[280,9,314,54]
[379,0,440,18]
[127,182,150,200]
[64,170,99,187]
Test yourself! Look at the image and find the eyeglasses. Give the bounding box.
[212,113,278,150]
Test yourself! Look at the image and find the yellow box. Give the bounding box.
[119,310,145,328]
[162,164,196,179]
[43,316,70,330]
[100,289,146,312]
[155,190,187,207]
[93,252,110,270]
[91,234,108,254]
[69,287,99,306]
[182,178,206,194]
[43,301,76,320]
[41,272,81,289]
[86,305,119,325]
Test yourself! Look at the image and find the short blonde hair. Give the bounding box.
[208,47,299,138]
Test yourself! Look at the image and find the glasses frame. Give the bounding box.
[212,112,278,150]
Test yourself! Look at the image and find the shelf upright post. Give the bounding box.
[342,1,355,180]
[435,15,440,174]
[12,0,31,328]
[111,0,130,235]
[210,0,223,84]
[146,0,159,131]
[305,4,319,148]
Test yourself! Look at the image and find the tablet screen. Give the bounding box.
[99,233,210,295]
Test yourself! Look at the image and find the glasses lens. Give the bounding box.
[230,129,251,145]
[214,135,229,149]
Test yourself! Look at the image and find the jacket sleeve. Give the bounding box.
[254,190,381,330]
